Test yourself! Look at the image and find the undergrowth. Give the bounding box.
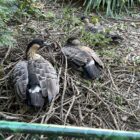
[44,7,112,47]
[0,0,16,47]
[0,0,45,47]
[83,0,140,16]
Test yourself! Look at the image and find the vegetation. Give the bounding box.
[1,0,139,46]
[81,30,111,47]
[0,0,16,46]
[0,0,45,47]
[83,0,140,16]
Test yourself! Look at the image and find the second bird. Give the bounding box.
[81,16,123,43]
[62,37,104,79]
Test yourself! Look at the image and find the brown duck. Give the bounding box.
[81,16,123,43]
[62,37,104,79]
[13,39,59,108]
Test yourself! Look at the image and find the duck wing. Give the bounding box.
[62,46,103,79]
[62,46,90,67]
[33,59,59,102]
[13,61,28,100]
[81,46,104,68]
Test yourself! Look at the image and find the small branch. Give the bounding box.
[61,56,68,121]
[1,45,12,65]
[107,68,136,108]
[0,112,21,120]
[64,95,76,124]
[44,98,55,123]
[80,84,120,130]
[126,69,135,95]
[107,68,120,94]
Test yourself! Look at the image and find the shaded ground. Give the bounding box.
[0,1,140,139]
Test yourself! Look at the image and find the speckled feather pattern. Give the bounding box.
[13,58,59,103]
[62,45,104,68]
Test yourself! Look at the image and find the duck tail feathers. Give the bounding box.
[27,86,44,108]
[84,60,101,79]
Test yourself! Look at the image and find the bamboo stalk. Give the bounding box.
[0,121,140,139]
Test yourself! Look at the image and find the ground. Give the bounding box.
[0,1,140,139]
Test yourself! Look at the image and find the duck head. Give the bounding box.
[66,37,81,46]
[81,16,90,24]
[26,39,48,59]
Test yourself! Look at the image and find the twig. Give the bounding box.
[107,68,136,108]
[61,56,68,121]
[44,97,55,123]
[107,68,120,94]
[126,69,135,95]
[80,83,120,130]
[107,101,139,122]
[70,77,80,95]
[1,45,12,65]
[0,67,14,82]
[0,112,21,120]
[55,94,83,110]
[4,62,16,70]
[78,104,83,123]
[64,95,76,124]
[0,97,9,99]
[5,135,14,140]
[40,98,56,139]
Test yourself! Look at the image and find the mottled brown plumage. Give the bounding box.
[13,39,59,108]
[62,37,104,79]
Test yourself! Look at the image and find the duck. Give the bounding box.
[62,37,104,79]
[81,16,123,43]
[12,39,59,108]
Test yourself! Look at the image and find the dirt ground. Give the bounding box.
[0,1,140,139]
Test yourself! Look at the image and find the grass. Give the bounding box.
[83,0,140,16]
